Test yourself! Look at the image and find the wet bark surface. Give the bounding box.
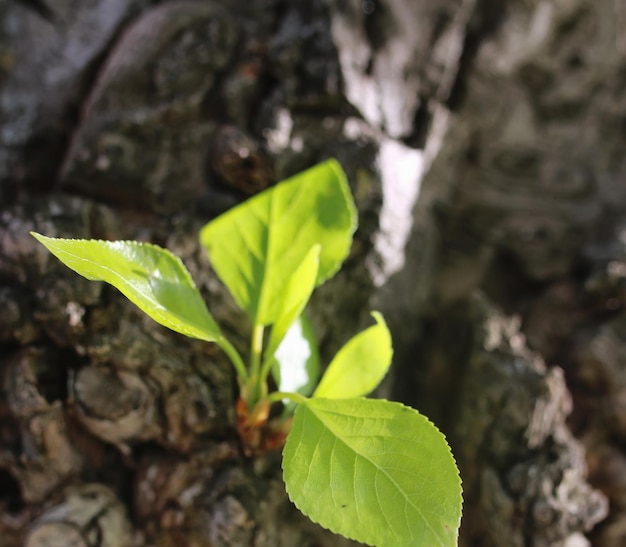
[1,0,624,545]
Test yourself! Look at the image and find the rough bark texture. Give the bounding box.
[0,0,624,545]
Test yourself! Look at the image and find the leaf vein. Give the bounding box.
[310,405,447,545]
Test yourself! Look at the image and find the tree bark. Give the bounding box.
[1,0,624,545]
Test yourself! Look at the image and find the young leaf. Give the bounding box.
[265,245,320,362]
[199,159,357,326]
[282,398,462,547]
[30,233,221,342]
[313,312,392,399]
[272,314,320,397]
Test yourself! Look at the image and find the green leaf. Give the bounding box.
[265,245,320,362]
[199,159,357,325]
[272,314,320,398]
[282,398,462,547]
[30,233,221,342]
[313,312,392,399]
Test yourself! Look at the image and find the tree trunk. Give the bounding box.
[0,0,623,545]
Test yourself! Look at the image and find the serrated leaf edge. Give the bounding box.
[282,399,463,547]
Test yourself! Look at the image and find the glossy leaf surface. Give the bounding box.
[283,398,462,547]
[199,159,357,325]
[314,312,392,399]
[31,233,221,342]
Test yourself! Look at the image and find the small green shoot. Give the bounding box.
[32,159,462,546]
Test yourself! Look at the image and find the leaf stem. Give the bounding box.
[267,391,308,405]
[259,354,274,388]
[250,323,264,380]
[217,337,248,381]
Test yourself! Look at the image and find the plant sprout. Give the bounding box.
[32,159,462,546]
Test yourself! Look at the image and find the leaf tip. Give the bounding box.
[369,310,384,323]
